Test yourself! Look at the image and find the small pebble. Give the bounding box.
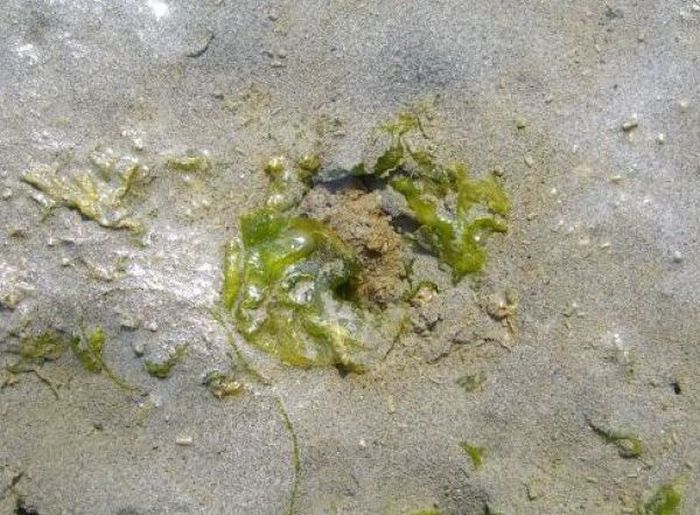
[1,188,12,200]
[145,321,159,332]
[61,257,71,267]
[358,439,367,449]
[622,119,638,132]
[656,133,666,144]
[524,155,535,168]
[175,436,194,446]
[132,137,144,151]
[514,116,528,129]
[131,341,145,357]
[672,250,683,263]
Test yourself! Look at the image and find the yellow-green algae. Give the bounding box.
[203,370,243,398]
[638,483,682,515]
[370,111,510,280]
[589,421,643,459]
[19,332,68,363]
[144,344,188,379]
[456,371,487,392]
[166,151,212,173]
[22,149,150,232]
[224,207,370,371]
[222,109,509,369]
[459,442,485,469]
[223,157,398,371]
[72,325,132,389]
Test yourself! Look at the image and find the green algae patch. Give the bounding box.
[2,331,72,398]
[72,325,132,389]
[221,106,509,370]
[459,442,485,469]
[203,370,243,398]
[166,152,212,173]
[222,155,402,371]
[368,109,510,280]
[225,208,374,371]
[22,149,150,232]
[638,483,682,515]
[456,371,487,392]
[589,420,643,459]
[391,168,508,280]
[144,344,188,379]
[19,332,68,363]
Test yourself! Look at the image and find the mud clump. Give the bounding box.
[301,187,406,306]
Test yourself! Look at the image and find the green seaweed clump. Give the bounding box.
[459,442,485,469]
[221,107,508,370]
[456,371,487,392]
[390,164,509,281]
[19,332,67,363]
[224,208,372,371]
[22,149,149,232]
[72,325,131,388]
[591,423,643,459]
[369,111,510,281]
[222,156,397,372]
[144,344,188,379]
[166,152,212,173]
[203,370,243,398]
[638,483,682,515]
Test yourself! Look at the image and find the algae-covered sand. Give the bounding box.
[1,1,699,514]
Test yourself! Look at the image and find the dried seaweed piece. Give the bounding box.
[22,149,149,232]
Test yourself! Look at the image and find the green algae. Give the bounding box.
[590,422,643,459]
[203,370,243,398]
[297,153,321,174]
[22,149,150,232]
[389,165,508,281]
[72,325,132,389]
[221,107,509,370]
[222,152,405,371]
[368,110,510,280]
[224,207,371,371]
[144,344,188,379]
[19,332,67,363]
[275,396,301,515]
[456,371,487,392]
[166,152,212,173]
[2,331,70,398]
[72,326,107,373]
[459,442,485,469]
[638,483,682,515]
[264,156,316,211]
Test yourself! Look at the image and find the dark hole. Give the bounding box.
[671,381,681,395]
[389,213,420,235]
[334,363,351,378]
[15,500,39,515]
[332,277,359,302]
